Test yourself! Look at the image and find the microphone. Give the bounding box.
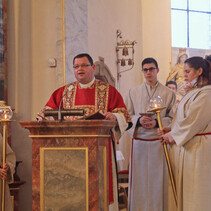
[58,92,67,121]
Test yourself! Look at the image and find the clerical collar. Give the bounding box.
[79,77,95,88]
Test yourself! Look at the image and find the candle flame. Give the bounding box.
[155,104,158,108]
[4,113,8,120]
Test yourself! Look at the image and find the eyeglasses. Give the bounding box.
[142,67,157,72]
[73,64,91,69]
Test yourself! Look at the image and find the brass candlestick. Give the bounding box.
[0,120,10,211]
[0,101,13,211]
[148,106,178,206]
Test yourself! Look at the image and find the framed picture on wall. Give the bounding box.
[166,47,211,101]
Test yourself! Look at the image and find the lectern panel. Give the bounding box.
[20,120,116,210]
[99,146,107,210]
[40,147,88,211]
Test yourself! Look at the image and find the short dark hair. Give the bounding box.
[142,57,158,68]
[73,53,94,65]
[166,81,177,89]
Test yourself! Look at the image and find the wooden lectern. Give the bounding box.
[20,120,116,211]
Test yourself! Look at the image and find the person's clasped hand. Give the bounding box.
[0,163,9,180]
[140,115,156,129]
[157,128,171,137]
[161,133,175,145]
[157,128,175,144]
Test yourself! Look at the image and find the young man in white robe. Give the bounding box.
[125,57,176,211]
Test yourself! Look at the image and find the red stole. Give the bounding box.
[63,80,109,118]
[63,80,114,204]
[43,79,131,204]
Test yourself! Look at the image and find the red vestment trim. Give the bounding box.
[108,138,114,204]
[195,133,211,136]
[129,139,135,204]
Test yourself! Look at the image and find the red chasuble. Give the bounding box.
[40,79,131,204]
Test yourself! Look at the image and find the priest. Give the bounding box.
[37,53,131,210]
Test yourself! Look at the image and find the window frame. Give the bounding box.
[171,0,211,48]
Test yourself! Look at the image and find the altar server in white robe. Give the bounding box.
[0,133,16,211]
[160,56,211,211]
[125,57,176,211]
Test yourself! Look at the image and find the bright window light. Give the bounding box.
[171,0,211,49]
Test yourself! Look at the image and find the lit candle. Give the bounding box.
[4,113,8,120]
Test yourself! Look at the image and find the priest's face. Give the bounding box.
[74,57,95,84]
[184,63,202,83]
[142,63,159,84]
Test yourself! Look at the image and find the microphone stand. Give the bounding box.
[43,93,85,120]
[58,93,67,121]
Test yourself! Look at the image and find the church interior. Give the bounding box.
[1,0,211,210]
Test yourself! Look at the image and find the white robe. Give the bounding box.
[0,134,16,211]
[125,82,176,211]
[169,85,211,211]
[109,113,129,211]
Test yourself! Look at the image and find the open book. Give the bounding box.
[85,111,105,120]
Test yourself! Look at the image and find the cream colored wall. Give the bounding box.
[88,0,142,99]
[7,0,171,210]
[141,0,172,84]
[7,0,58,210]
[88,0,171,99]
[30,0,58,117]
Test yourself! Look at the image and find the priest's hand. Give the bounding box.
[36,113,45,121]
[36,112,48,121]
[104,112,117,121]
[0,163,9,180]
